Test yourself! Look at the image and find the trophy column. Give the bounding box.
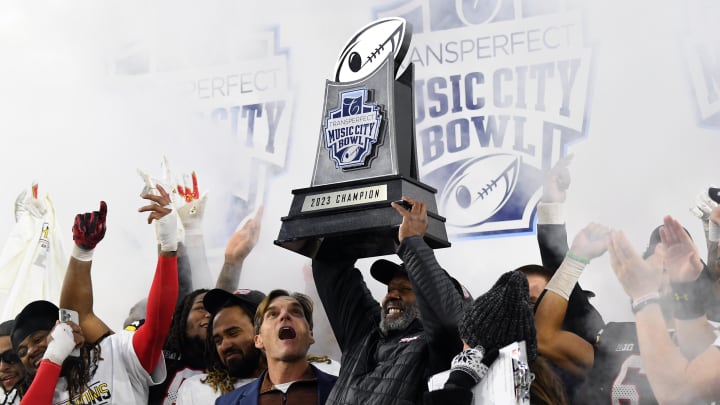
[275,17,450,260]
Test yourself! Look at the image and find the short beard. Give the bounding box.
[225,346,262,378]
[379,303,419,334]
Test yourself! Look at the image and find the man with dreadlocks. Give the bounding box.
[15,185,178,404]
[174,288,266,404]
[149,206,264,405]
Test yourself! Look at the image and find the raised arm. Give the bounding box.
[535,223,609,377]
[20,322,84,405]
[609,225,720,403]
[659,215,716,357]
[537,154,572,271]
[689,189,720,278]
[215,206,263,291]
[708,205,720,308]
[392,198,463,342]
[311,255,379,352]
[535,155,604,343]
[59,201,112,344]
[133,184,179,373]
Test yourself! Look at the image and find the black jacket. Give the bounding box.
[312,236,464,405]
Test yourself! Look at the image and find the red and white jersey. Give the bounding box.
[52,331,166,405]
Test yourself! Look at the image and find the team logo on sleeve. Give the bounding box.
[323,88,383,169]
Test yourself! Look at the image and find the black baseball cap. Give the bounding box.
[370,259,473,304]
[11,300,59,350]
[203,289,266,319]
[370,259,406,285]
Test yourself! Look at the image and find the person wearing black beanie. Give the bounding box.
[424,270,567,405]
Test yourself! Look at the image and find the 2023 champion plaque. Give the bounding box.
[275,17,450,259]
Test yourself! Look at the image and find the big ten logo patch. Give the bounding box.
[377,0,594,236]
[683,2,720,128]
[110,28,293,238]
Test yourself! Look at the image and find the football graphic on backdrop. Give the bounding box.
[334,17,411,83]
[439,153,520,227]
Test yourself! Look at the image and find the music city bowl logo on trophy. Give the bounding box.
[275,17,450,259]
[324,88,382,169]
[377,0,595,237]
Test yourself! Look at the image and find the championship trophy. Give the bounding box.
[275,17,450,259]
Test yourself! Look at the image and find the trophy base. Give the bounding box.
[274,176,450,260]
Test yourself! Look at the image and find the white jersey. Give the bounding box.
[52,331,166,405]
[175,374,254,405]
[1,387,20,405]
[308,358,341,376]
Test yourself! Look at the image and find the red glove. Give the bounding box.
[72,201,107,250]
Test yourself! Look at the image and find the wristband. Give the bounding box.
[671,281,707,320]
[71,245,94,262]
[631,292,660,314]
[565,251,590,265]
[709,221,720,242]
[156,209,178,252]
[537,203,566,225]
[546,254,586,300]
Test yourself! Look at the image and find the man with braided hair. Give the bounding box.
[175,288,266,404]
[149,206,264,405]
[15,184,179,404]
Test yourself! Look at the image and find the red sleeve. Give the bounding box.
[20,360,61,404]
[132,255,178,373]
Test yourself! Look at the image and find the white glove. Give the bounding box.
[450,346,487,385]
[177,193,207,237]
[43,323,77,366]
[690,189,718,230]
[14,188,47,222]
[156,208,178,252]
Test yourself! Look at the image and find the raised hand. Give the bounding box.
[72,201,108,250]
[14,182,47,221]
[138,184,177,252]
[689,188,717,227]
[43,321,84,366]
[391,197,428,242]
[659,215,704,282]
[176,172,207,237]
[609,230,662,300]
[569,222,610,261]
[542,154,573,203]
[224,205,263,264]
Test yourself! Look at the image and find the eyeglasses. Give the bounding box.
[0,349,20,365]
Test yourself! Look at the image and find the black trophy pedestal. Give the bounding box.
[274,175,450,260]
